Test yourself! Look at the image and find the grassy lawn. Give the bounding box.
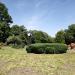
[0,46,75,75]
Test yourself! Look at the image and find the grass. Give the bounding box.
[0,46,75,75]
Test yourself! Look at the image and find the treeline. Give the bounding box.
[2,24,55,47]
[0,2,75,48]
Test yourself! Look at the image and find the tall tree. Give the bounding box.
[55,30,65,43]
[0,2,12,23]
[65,24,75,44]
[0,2,12,43]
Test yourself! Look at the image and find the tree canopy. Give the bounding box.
[30,30,54,43]
[0,2,12,23]
[55,30,65,43]
[0,2,12,43]
[65,24,75,44]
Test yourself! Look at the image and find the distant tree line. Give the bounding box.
[0,2,75,48]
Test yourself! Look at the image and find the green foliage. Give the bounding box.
[68,24,75,34]
[0,2,12,23]
[10,25,28,45]
[55,30,65,43]
[65,24,75,44]
[0,2,12,43]
[10,25,27,35]
[26,43,67,54]
[6,35,25,48]
[0,22,10,42]
[29,30,54,43]
[65,33,75,45]
[19,32,28,45]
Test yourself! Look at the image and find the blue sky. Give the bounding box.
[1,0,75,37]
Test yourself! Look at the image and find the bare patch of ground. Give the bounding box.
[7,67,43,75]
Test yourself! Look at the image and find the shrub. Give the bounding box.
[6,35,25,48]
[26,43,68,54]
[45,47,55,54]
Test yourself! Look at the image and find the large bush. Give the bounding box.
[26,43,67,54]
[6,35,25,48]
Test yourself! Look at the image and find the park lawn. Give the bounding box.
[0,46,75,75]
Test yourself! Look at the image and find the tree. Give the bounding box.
[19,31,28,45]
[65,24,75,44]
[55,30,65,43]
[10,25,27,35]
[65,33,75,45]
[10,25,28,45]
[0,2,12,23]
[0,2,12,43]
[0,22,10,42]
[6,35,24,48]
[30,30,54,43]
[65,24,75,37]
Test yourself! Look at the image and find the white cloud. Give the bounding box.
[26,15,41,30]
[25,6,49,30]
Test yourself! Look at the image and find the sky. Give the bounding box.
[0,0,75,37]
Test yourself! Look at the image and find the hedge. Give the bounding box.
[26,43,68,54]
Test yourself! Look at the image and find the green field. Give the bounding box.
[0,46,75,75]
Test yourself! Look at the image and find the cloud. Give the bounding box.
[26,15,41,30]
[25,7,49,30]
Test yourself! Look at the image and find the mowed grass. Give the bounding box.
[0,46,75,75]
